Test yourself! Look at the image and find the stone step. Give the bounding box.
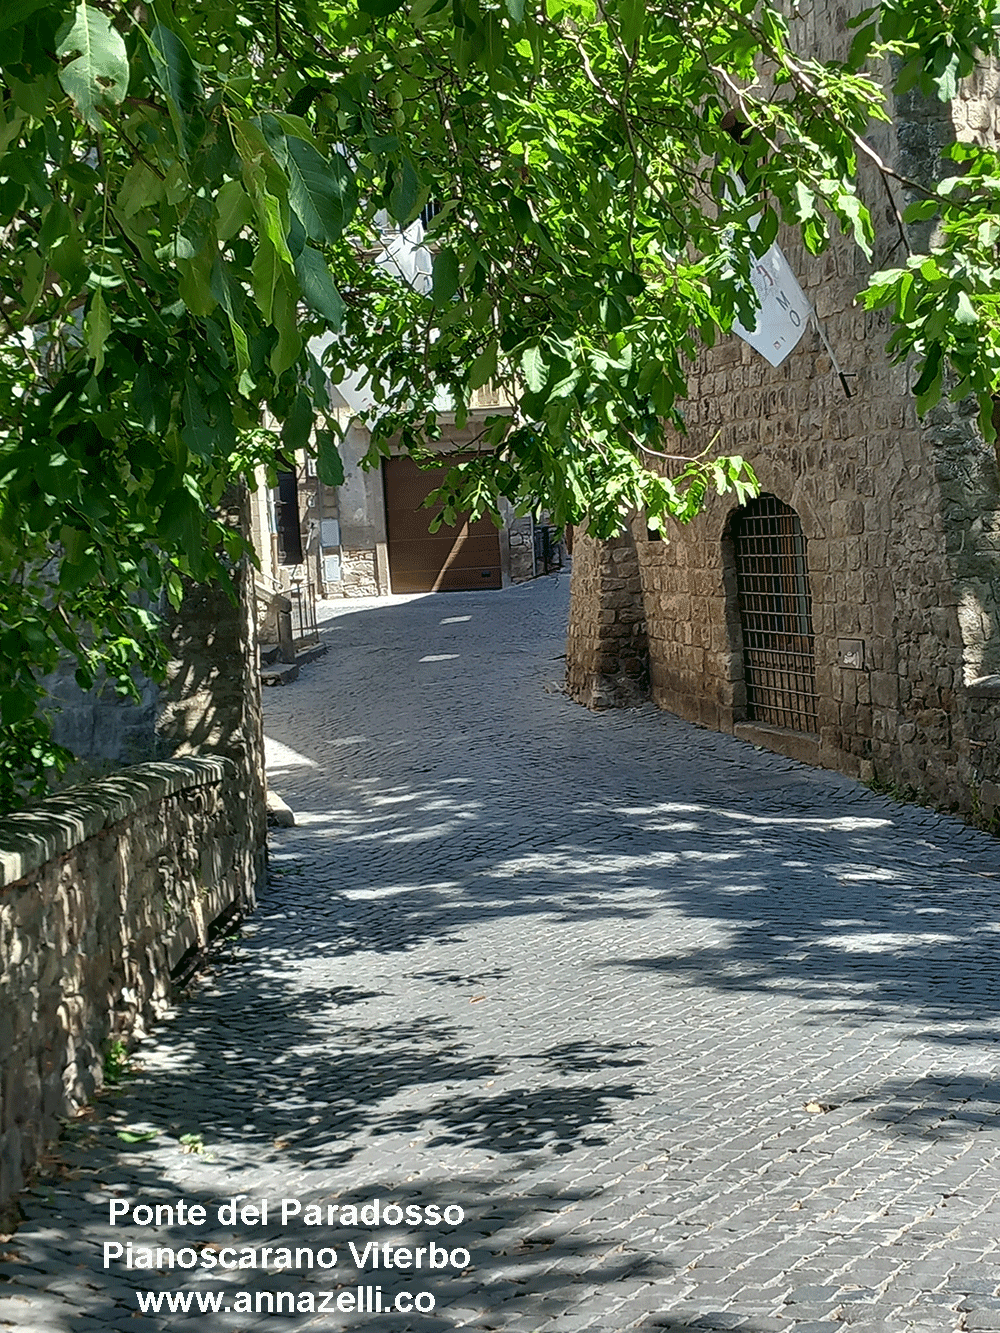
[265,788,295,827]
[295,642,328,666]
[260,661,299,686]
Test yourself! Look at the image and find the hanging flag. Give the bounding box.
[374,218,433,295]
[732,240,812,367]
[724,171,811,367]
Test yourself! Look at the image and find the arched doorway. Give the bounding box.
[731,494,818,733]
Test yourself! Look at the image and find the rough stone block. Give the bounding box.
[0,756,250,1216]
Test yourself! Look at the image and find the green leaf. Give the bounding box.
[508,194,532,235]
[389,157,421,224]
[216,180,253,241]
[281,391,314,456]
[148,23,204,157]
[636,358,662,395]
[359,0,407,14]
[132,362,171,434]
[56,2,129,130]
[835,190,873,257]
[9,74,50,120]
[251,236,282,324]
[165,570,184,611]
[521,345,547,392]
[315,429,345,486]
[85,287,110,373]
[211,258,252,377]
[410,0,449,23]
[432,247,461,304]
[794,181,816,220]
[294,245,345,328]
[117,161,165,219]
[180,380,215,459]
[59,525,89,564]
[160,486,204,552]
[954,290,978,325]
[0,0,53,34]
[469,341,498,391]
[505,0,525,21]
[285,137,357,243]
[902,197,938,223]
[59,552,100,592]
[269,281,302,375]
[178,245,216,317]
[256,191,293,266]
[618,0,644,46]
[117,1129,159,1143]
[1,686,41,725]
[847,21,877,68]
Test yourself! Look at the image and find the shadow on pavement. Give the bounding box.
[261,595,1000,1050]
[8,585,1000,1331]
[8,1122,671,1332]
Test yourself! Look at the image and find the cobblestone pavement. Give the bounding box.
[7,575,1000,1333]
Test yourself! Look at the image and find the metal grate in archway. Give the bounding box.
[732,494,818,733]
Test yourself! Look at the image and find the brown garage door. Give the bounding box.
[383,455,502,594]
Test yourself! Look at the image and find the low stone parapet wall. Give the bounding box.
[0,757,251,1213]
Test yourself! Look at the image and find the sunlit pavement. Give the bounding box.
[7,573,1000,1333]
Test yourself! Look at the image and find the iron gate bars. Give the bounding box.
[732,495,819,733]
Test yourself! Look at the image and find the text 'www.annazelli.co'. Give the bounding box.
[102,1194,472,1319]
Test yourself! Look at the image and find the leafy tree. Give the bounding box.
[1,0,998,808]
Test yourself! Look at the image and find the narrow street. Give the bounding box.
[7,575,1000,1333]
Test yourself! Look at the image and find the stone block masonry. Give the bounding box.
[0,756,253,1218]
[565,21,1000,819]
[566,524,649,708]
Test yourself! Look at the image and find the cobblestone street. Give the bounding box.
[6,575,1000,1332]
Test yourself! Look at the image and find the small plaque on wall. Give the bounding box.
[837,639,865,669]
[321,519,341,549]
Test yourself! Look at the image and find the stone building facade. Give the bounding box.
[567,29,1000,820]
[250,415,551,600]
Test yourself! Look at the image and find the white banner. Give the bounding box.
[732,241,811,367]
[374,218,433,295]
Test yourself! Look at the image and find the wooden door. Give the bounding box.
[383,456,502,594]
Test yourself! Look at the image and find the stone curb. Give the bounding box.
[0,756,235,889]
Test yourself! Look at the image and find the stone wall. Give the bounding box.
[570,320,1000,810]
[42,666,160,784]
[892,58,1000,815]
[565,25,1000,815]
[156,487,267,899]
[339,547,382,596]
[329,422,391,597]
[507,513,536,583]
[566,525,648,708]
[0,757,250,1217]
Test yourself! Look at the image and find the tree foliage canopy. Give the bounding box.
[1,0,999,806]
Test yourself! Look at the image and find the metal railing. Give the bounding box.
[286,574,318,645]
[533,524,564,575]
[255,569,318,647]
